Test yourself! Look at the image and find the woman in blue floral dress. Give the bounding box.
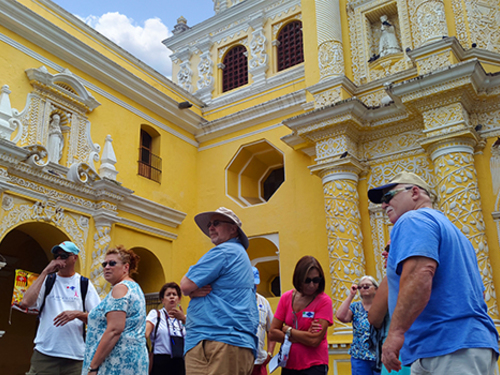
[337,275,380,375]
[82,246,148,375]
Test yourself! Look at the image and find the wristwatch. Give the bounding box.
[88,366,99,373]
[285,326,292,339]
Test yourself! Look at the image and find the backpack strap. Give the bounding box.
[38,273,56,317]
[151,309,161,353]
[80,276,89,341]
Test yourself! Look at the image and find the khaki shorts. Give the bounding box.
[410,348,498,375]
[26,350,83,375]
[185,340,254,375]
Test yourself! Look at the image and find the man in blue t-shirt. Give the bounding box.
[368,172,498,375]
[181,207,258,375]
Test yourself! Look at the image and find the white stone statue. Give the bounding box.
[47,113,64,163]
[378,15,402,57]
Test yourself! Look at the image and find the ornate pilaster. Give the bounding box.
[174,47,193,93]
[92,211,115,298]
[312,159,366,334]
[248,14,268,88]
[196,38,214,102]
[315,0,344,80]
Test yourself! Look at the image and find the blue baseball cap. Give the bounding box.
[252,267,260,285]
[51,241,80,255]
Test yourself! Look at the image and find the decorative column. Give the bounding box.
[428,138,499,323]
[312,159,366,334]
[420,100,500,325]
[248,13,268,89]
[196,38,214,102]
[315,0,345,80]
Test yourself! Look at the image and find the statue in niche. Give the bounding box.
[47,113,64,164]
[378,15,402,57]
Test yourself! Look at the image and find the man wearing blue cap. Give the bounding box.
[368,171,498,375]
[20,241,100,375]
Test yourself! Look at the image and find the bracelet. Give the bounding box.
[88,366,99,373]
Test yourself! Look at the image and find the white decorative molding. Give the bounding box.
[119,195,187,228]
[0,85,18,140]
[0,1,204,140]
[197,90,306,143]
[99,135,118,181]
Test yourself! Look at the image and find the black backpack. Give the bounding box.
[37,273,90,340]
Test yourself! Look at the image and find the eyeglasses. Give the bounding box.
[54,252,71,260]
[207,220,234,229]
[381,186,412,204]
[304,277,322,284]
[358,285,373,290]
[101,260,119,268]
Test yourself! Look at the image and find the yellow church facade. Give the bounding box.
[1,0,500,374]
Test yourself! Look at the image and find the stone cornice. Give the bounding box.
[386,60,500,109]
[0,0,205,136]
[196,90,306,143]
[163,0,301,51]
[119,195,187,228]
[408,37,500,67]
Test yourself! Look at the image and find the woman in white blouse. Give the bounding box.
[146,282,186,375]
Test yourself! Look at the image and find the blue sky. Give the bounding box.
[51,0,216,77]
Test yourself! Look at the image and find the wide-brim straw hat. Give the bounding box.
[194,207,249,250]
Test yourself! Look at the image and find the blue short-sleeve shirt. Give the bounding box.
[185,238,258,356]
[387,208,498,366]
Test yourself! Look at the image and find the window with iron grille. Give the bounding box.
[222,45,248,92]
[138,129,162,182]
[277,21,304,72]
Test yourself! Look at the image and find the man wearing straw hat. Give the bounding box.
[181,207,258,375]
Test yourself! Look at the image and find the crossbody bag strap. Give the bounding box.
[164,310,184,338]
[151,309,161,353]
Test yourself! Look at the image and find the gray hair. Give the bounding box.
[359,275,379,288]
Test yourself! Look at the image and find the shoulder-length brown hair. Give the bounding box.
[292,255,325,295]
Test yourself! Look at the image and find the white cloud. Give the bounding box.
[82,12,172,78]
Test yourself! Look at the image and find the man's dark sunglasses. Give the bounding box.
[380,186,412,204]
[53,252,71,260]
[102,260,119,268]
[206,220,234,229]
[304,277,322,284]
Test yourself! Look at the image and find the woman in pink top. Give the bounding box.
[269,256,333,375]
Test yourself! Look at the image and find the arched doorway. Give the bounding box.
[130,247,165,313]
[0,223,71,375]
[247,235,280,298]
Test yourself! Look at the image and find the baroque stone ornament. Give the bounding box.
[415,1,448,46]
[320,166,366,334]
[319,41,344,80]
[0,195,89,263]
[92,224,112,298]
[178,61,193,93]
